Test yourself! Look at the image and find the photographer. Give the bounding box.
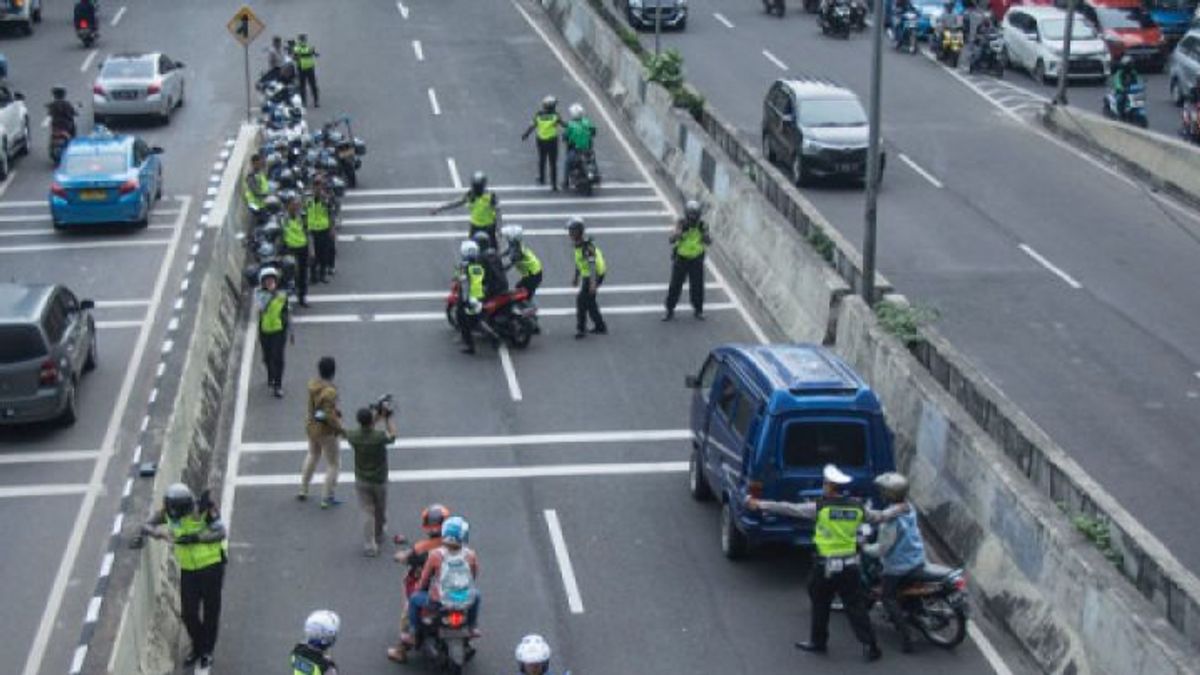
[347,396,397,557]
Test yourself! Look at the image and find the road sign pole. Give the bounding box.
[861,0,885,303]
[243,44,252,122]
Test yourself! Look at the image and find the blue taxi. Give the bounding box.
[49,127,163,229]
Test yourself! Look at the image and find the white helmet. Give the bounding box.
[501,224,524,243]
[258,266,280,284]
[515,634,552,665]
[441,515,469,545]
[568,103,584,120]
[459,240,480,261]
[304,610,340,650]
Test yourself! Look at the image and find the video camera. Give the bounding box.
[369,393,395,418]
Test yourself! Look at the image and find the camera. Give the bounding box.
[369,393,395,418]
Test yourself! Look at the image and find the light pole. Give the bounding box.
[861,0,886,303]
[654,1,663,56]
[1054,0,1078,105]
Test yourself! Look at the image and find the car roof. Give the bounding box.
[1016,5,1069,19]
[715,343,881,415]
[775,78,858,102]
[1086,0,1141,8]
[65,129,133,155]
[103,52,161,63]
[0,282,54,323]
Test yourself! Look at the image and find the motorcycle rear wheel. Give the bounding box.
[916,598,968,648]
[446,639,467,673]
[445,304,459,329]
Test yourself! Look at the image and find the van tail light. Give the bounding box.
[51,182,68,199]
[747,481,764,499]
[92,83,106,97]
[146,82,162,95]
[118,179,139,195]
[39,359,60,386]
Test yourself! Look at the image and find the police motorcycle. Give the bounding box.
[932,23,965,68]
[891,6,921,54]
[819,0,853,38]
[445,279,538,349]
[763,0,786,17]
[314,117,366,189]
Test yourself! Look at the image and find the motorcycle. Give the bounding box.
[862,559,971,649]
[1102,80,1148,128]
[49,125,73,165]
[1180,97,1200,144]
[414,605,476,675]
[968,31,1005,77]
[565,148,600,195]
[892,9,920,54]
[763,0,785,16]
[820,1,852,38]
[75,18,97,47]
[445,281,537,349]
[934,27,965,68]
[849,0,867,31]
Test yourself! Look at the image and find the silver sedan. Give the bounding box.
[92,53,186,125]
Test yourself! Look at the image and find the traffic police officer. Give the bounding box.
[243,153,270,221]
[568,217,607,339]
[456,240,487,355]
[291,610,341,674]
[432,171,500,248]
[502,225,543,300]
[521,95,564,190]
[257,267,290,397]
[282,194,311,307]
[306,180,336,284]
[292,33,320,108]
[663,199,711,321]
[746,464,892,661]
[141,483,228,670]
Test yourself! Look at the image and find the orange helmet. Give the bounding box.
[421,504,450,534]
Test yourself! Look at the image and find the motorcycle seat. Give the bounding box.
[910,563,956,582]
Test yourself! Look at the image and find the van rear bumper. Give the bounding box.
[736,510,815,547]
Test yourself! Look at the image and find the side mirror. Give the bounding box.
[80,299,95,310]
[685,374,701,389]
[14,92,23,101]
[150,146,164,154]
[175,61,186,69]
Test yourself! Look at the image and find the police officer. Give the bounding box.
[456,240,487,355]
[141,483,227,670]
[244,153,271,222]
[474,230,509,301]
[432,171,500,248]
[257,267,290,397]
[746,464,890,661]
[306,179,336,284]
[521,95,564,190]
[502,225,543,301]
[663,199,711,321]
[292,33,320,108]
[282,194,311,307]
[568,217,607,339]
[291,610,341,674]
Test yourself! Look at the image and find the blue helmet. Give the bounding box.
[441,516,469,545]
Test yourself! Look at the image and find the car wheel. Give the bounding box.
[135,196,150,228]
[1171,78,1184,106]
[762,131,776,163]
[677,17,687,30]
[20,19,33,36]
[720,501,748,559]
[688,447,713,501]
[159,102,171,126]
[17,117,29,156]
[1034,60,1047,84]
[84,333,97,372]
[626,7,639,29]
[0,141,10,181]
[791,153,806,186]
[33,3,41,22]
[177,84,185,109]
[59,380,78,426]
[93,114,104,127]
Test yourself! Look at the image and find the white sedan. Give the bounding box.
[92,52,186,125]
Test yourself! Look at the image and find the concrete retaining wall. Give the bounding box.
[108,122,258,675]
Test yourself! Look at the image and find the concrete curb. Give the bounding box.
[108,122,258,675]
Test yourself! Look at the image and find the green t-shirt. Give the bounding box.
[347,428,394,484]
[565,118,595,151]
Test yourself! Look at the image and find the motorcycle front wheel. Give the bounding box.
[508,317,533,349]
[915,597,968,649]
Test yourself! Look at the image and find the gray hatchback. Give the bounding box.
[0,283,96,426]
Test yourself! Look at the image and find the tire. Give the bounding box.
[17,117,29,156]
[1136,115,1148,129]
[580,178,593,196]
[20,19,33,36]
[688,447,713,501]
[677,17,687,29]
[446,640,466,670]
[720,501,748,559]
[1034,60,1047,85]
[916,599,968,649]
[1171,78,1184,107]
[949,51,959,69]
[445,303,459,329]
[508,317,533,349]
[177,84,186,108]
[159,102,171,126]
[0,141,10,182]
[58,380,78,426]
[33,5,41,22]
[135,196,150,228]
[762,131,776,163]
[791,153,806,186]
[93,114,104,127]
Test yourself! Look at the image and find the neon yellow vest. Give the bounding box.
[675,224,706,259]
[574,240,606,278]
[294,43,316,71]
[813,498,864,559]
[306,199,331,232]
[260,292,287,334]
[467,263,485,300]
[535,113,559,141]
[283,215,308,248]
[169,515,225,572]
[468,193,496,228]
[515,246,542,276]
[244,173,268,208]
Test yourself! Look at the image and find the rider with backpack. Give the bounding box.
[401,516,480,646]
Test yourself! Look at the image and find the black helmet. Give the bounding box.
[51,85,67,100]
[277,168,297,189]
[566,216,585,235]
[471,171,487,193]
[263,194,283,214]
[684,199,702,222]
[164,483,196,520]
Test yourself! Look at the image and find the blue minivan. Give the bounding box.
[685,343,896,558]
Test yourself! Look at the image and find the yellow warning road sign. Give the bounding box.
[227,5,265,47]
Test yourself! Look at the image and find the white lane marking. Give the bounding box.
[0,169,15,198]
[397,1,409,18]
[161,339,174,354]
[0,450,100,465]
[84,596,102,623]
[235,461,688,486]
[305,282,723,303]
[341,225,673,242]
[412,40,424,62]
[899,153,944,189]
[0,239,170,254]
[69,646,87,675]
[428,88,441,116]
[1195,371,1200,379]
[0,224,176,238]
[713,12,735,28]
[1018,243,1082,289]
[167,316,179,332]
[95,299,151,308]
[291,302,736,324]
[341,210,672,227]
[121,478,133,498]
[762,49,789,71]
[111,513,123,535]
[0,484,90,499]
[704,258,769,344]
[220,320,257,528]
[21,197,190,675]
[240,428,693,453]
[0,210,185,222]
[155,362,165,379]
[967,623,1016,675]
[96,320,143,329]
[341,195,663,211]
[41,117,50,128]
[346,182,652,197]
[148,387,158,405]
[447,157,462,189]
[100,550,115,577]
[498,345,523,402]
[544,509,585,613]
[80,49,99,73]
[111,6,127,26]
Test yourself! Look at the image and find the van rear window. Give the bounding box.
[782,421,867,468]
[0,325,48,364]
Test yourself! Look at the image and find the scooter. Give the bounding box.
[820,1,852,38]
[763,0,786,16]
[892,9,920,54]
[414,605,476,675]
[1102,80,1148,128]
[445,280,538,349]
[934,27,965,68]
[968,31,1005,77]
[75,18,97,47]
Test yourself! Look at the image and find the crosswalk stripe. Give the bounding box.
[340,195,663,211]
[304,283,723,304]
[344,182,654,198]
[291,303,735,324]
[235,462,687,486]
[338,225,672,242]
[340,210,673,227]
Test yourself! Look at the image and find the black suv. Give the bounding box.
[761,78,884,185]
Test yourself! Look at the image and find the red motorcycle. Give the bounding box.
[445,280,537,349]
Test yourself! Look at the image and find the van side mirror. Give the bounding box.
[80,299,95,310]
[14,92,24,101]
[685,374,701,389]
[150,146,164,154]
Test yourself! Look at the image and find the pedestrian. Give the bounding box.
[567,217,606,339]
[746,464,905,661]
[293,33,320,107]
[431,171,500,248]
[141,483,227,670]
[347,401,397,556]
[291,610,341,675]
[306,179,336,284]
[520,95,564,190]
[301,357,345,507]
[663,199,711,321]
[256,267,290,397]
[282,193,311,307]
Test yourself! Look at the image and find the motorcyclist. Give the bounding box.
[473,230,510,301]
[562,103,597,190]
[933,1,963,58]
[454,240,487,355]
[820,0,850,28]
[74,0,98,31]
[46,86,77,138]
[515,634,567,675]
[890,0,916,47]
[388,504,450,663]
[403,516,480,646]
[290,610,340,675]
[501,225,544,302]
[862,472,925,654]
[969,15,997,70]
[1111,55,1141,118]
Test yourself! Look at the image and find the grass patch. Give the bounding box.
[1058,504,1126,571]
[874,300,938,346]
[807,228,835,263]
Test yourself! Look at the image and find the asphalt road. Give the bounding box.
[0,1,253,674]
[633,0,1200,577]
[216,0,1027,673]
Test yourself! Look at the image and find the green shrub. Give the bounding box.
[644,48,685,89]
[874,300,938,346]
[807,228,835,263]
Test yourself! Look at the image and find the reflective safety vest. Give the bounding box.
[535,112,560,141]
[293,43,316,71]
[283,215,308,248]
[468,192,496,228]
[260,292,287,334]
[574,239,606,278]
[514,245,542,277]
[466,263,485,301]
[675,223,707,260]
[306,199,331,232]
[168,514,225,572]
[244,172,268,208]
[291,644,335,675]
[813,497,865,559]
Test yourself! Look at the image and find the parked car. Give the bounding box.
[989,0,1055,22]
[1168,27,1200,102]
[685,343,897,558]
[0,283,96,426]
[92,52,186,126]
[0,80,30,180]
[761,77,884,186]
[613,0,687,30]
[1145,0,1195,46]
[1074,0,1166,71]
[49,127,164,229]
[1002,5,1112,82]
[0,0,42,35]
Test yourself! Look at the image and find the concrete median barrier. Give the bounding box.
[108,122,258,675]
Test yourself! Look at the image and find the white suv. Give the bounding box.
[1002,6,1110,84]
[0,82,29,180]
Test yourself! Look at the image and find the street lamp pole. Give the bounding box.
[654,2,663,56]
[861,0,886,303]
[1054,0,1078,105]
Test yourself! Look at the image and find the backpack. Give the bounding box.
[437,548,477,609]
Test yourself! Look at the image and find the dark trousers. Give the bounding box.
[298,68,319,107]
[180,562,225,657]
[665,254,704,313]
[260,330,286,388]
[536,139,558,186]
[288,245,309,303]
[882,571,915,644]
[808,563,877,648]
[457,305,478,351]
[517,271,543,301]
[576,274,606,332]
[311,230,335,281]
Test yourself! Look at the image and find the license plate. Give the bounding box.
[80,189,107,201]
[114,90,140,100]
[438,628,470,639]
[838,163,859,173]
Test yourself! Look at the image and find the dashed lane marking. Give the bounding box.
[413,40,424,62]
[290,302,736,324]
[111,6,126,26]
[428,87,441,116]
[80,49,99,73]
[234,462,688,487]
[544,509,585,613]
[713,12,735,28]
[762,49,789,71]
[397,1,409,19]
[446,157,462,189]
[240,428,692,453]
[498,346,523,402]
[898,153,944,189]
[1018,243,1083,289]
